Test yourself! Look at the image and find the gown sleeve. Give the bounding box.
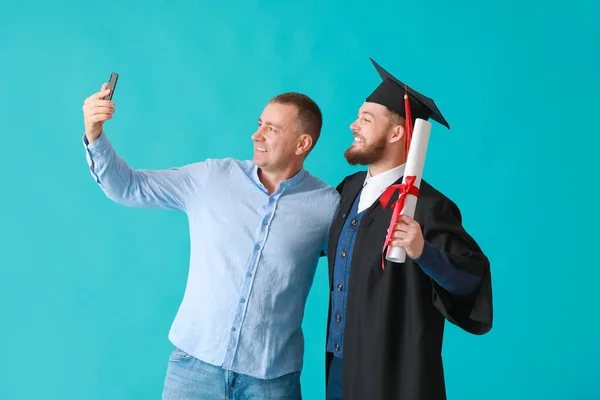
[422,197,494,335]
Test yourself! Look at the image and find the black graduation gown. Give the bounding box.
[325,171,493,400]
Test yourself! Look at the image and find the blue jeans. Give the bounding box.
[162,346,302,399]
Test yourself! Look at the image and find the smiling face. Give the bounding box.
[251,102,305,174]
[344,101,405,166]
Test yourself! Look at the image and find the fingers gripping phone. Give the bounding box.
[105,72,118,100]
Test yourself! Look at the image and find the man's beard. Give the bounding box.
[344,138,387,166]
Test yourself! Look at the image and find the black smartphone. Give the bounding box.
[105,72,118,100]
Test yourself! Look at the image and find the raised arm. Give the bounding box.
[82,83,208,212]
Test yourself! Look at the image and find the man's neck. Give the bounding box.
[368,157,406,177]
[258,165,302,195]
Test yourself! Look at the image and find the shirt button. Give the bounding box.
[269,198,274,203]
[240,298,246,303]
[341,250,347,258]
[335,344,340,352]
[231,327,236,332]
[336,315,342,323]
[263,218,268,226]
[247,273,252,278]
[337,284,343,291]
[351,219,358,226]
[254,244,260,250]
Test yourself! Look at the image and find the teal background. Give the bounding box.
[1,0,598,398]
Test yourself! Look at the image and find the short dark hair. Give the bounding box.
[270,92,322,152]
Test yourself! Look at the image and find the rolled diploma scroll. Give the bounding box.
[386,118,431,263]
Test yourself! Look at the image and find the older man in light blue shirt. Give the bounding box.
[81,83,340,399]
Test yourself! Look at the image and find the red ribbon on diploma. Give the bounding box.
[380,175,419,269]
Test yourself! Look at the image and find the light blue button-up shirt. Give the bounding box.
[83,132,340,379]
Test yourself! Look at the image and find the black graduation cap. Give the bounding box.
[365,58,450,130]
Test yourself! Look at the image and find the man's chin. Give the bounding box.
[344,143,387,166]
[343,148,368,166]
[252,154,266,165]
[252,160,266,170]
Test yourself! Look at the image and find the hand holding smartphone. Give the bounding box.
[83,72,119,143]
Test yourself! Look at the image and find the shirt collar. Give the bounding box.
[363,163,406,189]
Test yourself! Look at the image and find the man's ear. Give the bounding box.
[296,133,313,155]
[389,124,405,144]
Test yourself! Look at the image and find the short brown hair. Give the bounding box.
[385,106,406,128]
[270,92,322,152]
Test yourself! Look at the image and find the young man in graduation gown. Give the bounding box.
[325,58,493,400]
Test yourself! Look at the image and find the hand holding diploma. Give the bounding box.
[381,118,431,266]
[389,214,425,259]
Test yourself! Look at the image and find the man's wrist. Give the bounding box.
[84,131,101,145]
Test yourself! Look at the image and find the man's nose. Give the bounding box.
[251,129,264,141]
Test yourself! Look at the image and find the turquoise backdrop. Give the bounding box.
[1,0,598,399]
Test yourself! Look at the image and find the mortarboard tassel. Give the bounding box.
[404,85,413,158]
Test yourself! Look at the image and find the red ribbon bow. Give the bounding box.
[380,175,419,269]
